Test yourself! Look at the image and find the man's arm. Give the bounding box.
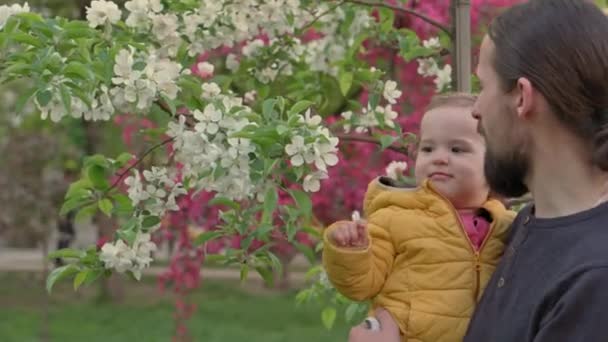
[534,267,608,342]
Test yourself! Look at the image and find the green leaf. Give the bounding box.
[85,154,110,168]
[345,303,361,323]
[3,62,31,76]
[254,224,274,240]
[321,307,337,330]
[295,288,311,305]
[63,21,95,39]
[117,229,137,245]
[240,264,249,282]
[161,96,176,115]
[379,7,395,33]
[64,62,92,80]
[379,135,397,150]
[113,194,133,214]
[294,242,316,264]
[115,153,133,167]
[60,196,89,216]
[288,100,314,117]
[87,165,109,190]
[208,196,240,210]
[289,190,312,218]
[11,32,43,47]
[267,251,283,279]
[65,180,93,200]
[255,266,274,287]
[60,84,72,116]
[369,93,380,110]
[36,90,53,107]
[73,270,88,290]
[14,87,37,114]
[75,203,98,223]
[339,71,354,96]
[276,125,289,135]
[46,264,80,293]
[82,268,104,286]
[98,199,113,217]
[282,222,295,241]
[262,98,276,119]
[262,186,278,224]
[47,248,85,260]
[193,231,223,246]
[142,216,160,228]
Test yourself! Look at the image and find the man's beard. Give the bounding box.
[484,147,530,198]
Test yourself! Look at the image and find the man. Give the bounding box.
[349,0,608,341]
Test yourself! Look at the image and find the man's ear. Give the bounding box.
[515,77,534,119]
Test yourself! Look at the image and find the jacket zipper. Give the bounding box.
[427,183,495,301]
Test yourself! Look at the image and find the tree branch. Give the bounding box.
[344,0,452,37]
[335,133,410,156]
[106,136,175,193]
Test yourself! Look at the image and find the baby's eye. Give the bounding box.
[451,146,466,153]
[420,146,433,153]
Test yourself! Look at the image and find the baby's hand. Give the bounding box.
[329,220,369,248]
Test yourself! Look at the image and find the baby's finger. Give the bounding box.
[332,228,347,246]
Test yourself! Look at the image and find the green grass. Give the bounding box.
[0,272,350,342]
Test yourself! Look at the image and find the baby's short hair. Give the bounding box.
[425,92,477,112]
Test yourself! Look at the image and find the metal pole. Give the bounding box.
[454,0,471,93]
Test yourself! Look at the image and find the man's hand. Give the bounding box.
[348,309,400,342]
[329,220,369,248]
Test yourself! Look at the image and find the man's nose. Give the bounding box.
[472,108,481,120]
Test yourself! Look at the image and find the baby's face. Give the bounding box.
[414,105,490,208]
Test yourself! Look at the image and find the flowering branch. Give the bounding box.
[106,136,176,193]
[301,0,347,31]
[344,0,452,37]
[335,133,410,156]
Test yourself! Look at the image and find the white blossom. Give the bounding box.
[201,82,221,99]
[434,64,452,92]
[285,135,310,166]
[0,2,30,30]
[242,39,265,57]
[86,0,121,28]
[124,0,162,29]
[382,80,402,105]
[124,171,150,205]
[377,105,398,128]
[422,37,441,49]
[303,171,328,193]
[226,54,240,72]
[386,161,408,179]
[299,109,322,128]
[166,115,187,149]
[100,240,135,273]
[194,103,222,135]
[243,90,257,104]
[417,57,439,77]
[151,13,178,41]
[197,61,215,76]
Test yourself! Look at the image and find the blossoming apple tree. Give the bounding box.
[0,0,517,333]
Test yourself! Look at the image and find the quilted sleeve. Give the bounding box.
[322,215,395,301]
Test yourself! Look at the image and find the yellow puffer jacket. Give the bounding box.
[322,177,515,342]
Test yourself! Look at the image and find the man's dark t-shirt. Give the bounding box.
[464,202,608,342]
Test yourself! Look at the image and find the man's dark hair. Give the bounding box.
[489,0,608,169]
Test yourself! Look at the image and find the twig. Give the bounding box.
[106,136,176,193]
[301,0,347,32]
[344,0,452,37]
[335,132,410,156]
